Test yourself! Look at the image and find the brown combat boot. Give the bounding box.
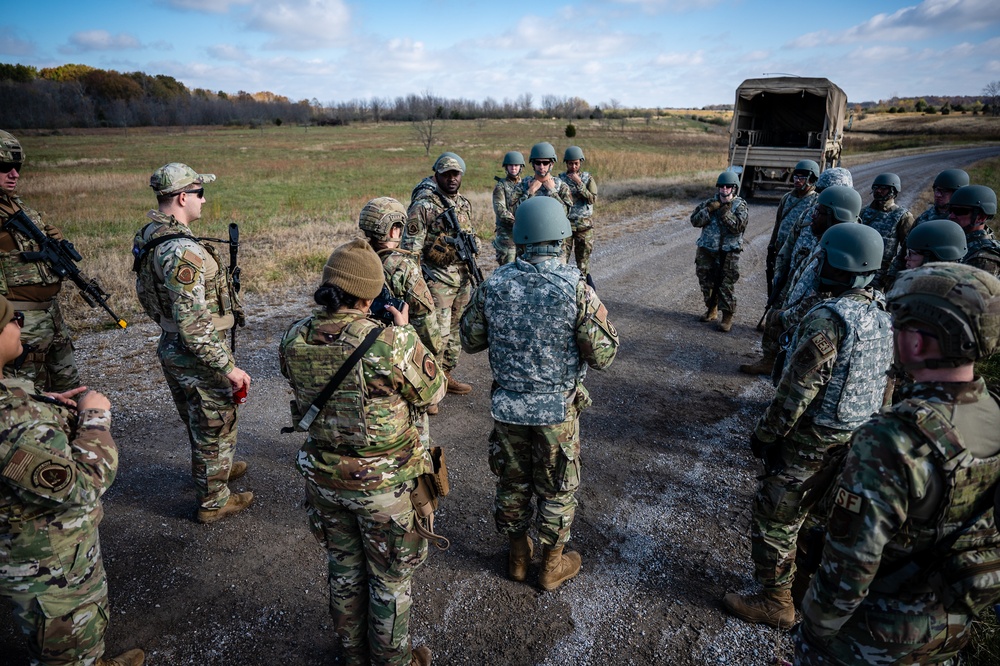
[739,353,776,376]
[717,312,735,332]
[96,648,145,666]
[426,403,439,416]
[699,305,718,322]
[508,533,534,582]
[721,588,796,629]
[445,371,472,395]
[411,645,431,666]
[538,545,582,591]
[197,491,254,524]
[228,460,248,481]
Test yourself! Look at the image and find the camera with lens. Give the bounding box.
[370,286,406,325]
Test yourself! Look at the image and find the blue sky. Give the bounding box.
[2,0,999,108]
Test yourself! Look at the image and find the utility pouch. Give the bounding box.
[410,446,450,550]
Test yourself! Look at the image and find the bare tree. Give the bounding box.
[984,81,1000,116]
[410,91,444,155]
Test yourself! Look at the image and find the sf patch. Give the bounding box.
[406,221,420,236]
[33,460,73,493]
[829,486,866,541]
[422,352,437,380]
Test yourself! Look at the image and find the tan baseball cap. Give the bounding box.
[150,162,216,195]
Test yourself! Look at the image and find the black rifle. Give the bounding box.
[227,223,243,352]
[757,271,789,330]
[3,210,127,329]
[439,207,484,286]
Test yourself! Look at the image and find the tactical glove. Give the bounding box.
[44,224,64,241]
[707,200,722,212]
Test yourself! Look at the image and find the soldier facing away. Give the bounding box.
[558,145,598,277]
[0,294,144,666]
[132,163,252,524]
[0,130,81,392]
[796,263,1000,665]
[492,150,524,266]
[460,196,619,591]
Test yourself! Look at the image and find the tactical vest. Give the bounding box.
[861,204,909,269]
[410,187,472,269]
[964,229,1000,274]
[0,201,61,295]
[485,261,582,426]
[561,172,594,220]
[796,292,893,430]
[282,317,411,451]
[696,197,748,253]
[775,191,817,251]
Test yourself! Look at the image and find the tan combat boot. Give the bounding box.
[717,312,735,333]
[228,460,248,481]
[721,588,795,629]
[739,353,776,376]
[445,372,472,395]
[96,648,145,666]
[411,645,432,666]
[699,305,718,322]
[508,533,534,582]
[197,491,254,524]
[538,545,582,591]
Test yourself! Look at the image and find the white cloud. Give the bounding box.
[653,51,705,67]
[245,0,351,50]
[0,26,36,57]
[61,30,142,54]
[207,44,251,62]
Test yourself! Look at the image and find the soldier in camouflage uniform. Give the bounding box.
[558,146,598,277]
[767,160,820,298]
[949,184,1000,277]
[796,263,1000,665]
[511,142,574,218]
[723,224,894,630]
[460,196,619,591]
[0,295,144,666]
[403,152,476,396]
[0,130,81,392]
[279,239,445,666]
[492,151,524,266]
[690,171,749,332]
[859,173,914,290]
[132,163,252,524]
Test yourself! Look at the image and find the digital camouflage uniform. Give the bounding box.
[690,195,749,315]
[279,309,445,666]
[133,211,242,511]
[769,189,818,292]
[510,176,574,219]
[962,228,1000,277]
[884,204,948,287]
[558,171,598,276]
[0,377,117,665]
[752,290,893,593]
[402,180,475,374]
[797,379,1000,665]
[0,196,80,392]
[859,199,914,290]
[459,257,619,548]
[492,175,521,266]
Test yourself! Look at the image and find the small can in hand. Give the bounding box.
[233,383,248,405]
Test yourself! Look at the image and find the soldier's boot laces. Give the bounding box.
[739,354,776,376]
[508,533,534,582]
[411,645,432,666]
[717,312,735,333]
[228,460,248,481]
[538,545,582,591]
[722,588,796,630]
[699,305,719,322]
[197,491,254,524]
[96,648,145,666]
[445,372,472,395]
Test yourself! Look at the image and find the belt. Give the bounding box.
[7,300,53,311]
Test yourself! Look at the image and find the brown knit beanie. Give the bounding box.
[321,238,384,299]
[0,295,13,329]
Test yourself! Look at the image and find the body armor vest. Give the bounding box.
[0,200,61,296]
[964,229,1000,272]
[494,178,519,227]
[861,204,908,269]
[562,172,594,220]
[775,190,817,252]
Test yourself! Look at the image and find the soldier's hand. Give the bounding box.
[78,390,112,412]
[227,367,251,393]
[707,200,722,212]
[44,224,64,241]
[569,173,583,185]
[387,301,409,327]
[528,180,543,194]
[45,385,89,408]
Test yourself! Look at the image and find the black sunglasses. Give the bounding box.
[0,162,22,173]
[174,187,204,198]
[949,206,974,216]
[11,311,24,328]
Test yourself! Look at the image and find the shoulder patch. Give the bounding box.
[809,332,836,358]
[834,487,864,514]
[422,352,438,380]
[406,221,420,236]
[33,460,73,492]
[175,265,196,285]
[181,248,204,268]
[2,448,33,481]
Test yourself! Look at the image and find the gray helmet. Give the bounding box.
[817,185,863,224]
[815,167,853,191]
[887,263,1000,364]
[872,172,901,198]
[716,171,741,188]
[949,185,997,217]
[792,160,820,182]
[502,151,525,167]
[358,197,407,242]
[563,146,585,162]
[433,152,466,174]
[0,130,23,163]
[513,196,571,245]
[529,142,558,162]
[932,169,969,192]
[905,219,967,262]
[819,223,884,289]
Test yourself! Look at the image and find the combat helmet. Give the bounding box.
[792,160,820,183]
[872,172,901,200]
[0,130,23,164]
[433,152,466,174]
[529,142,558,163]
[815,167,853,192]
[513,196,571,248]
[716,171,740,188]
[949,185,997,218]
[563,146,585,162]
[905,219,967,262]
[358,197,407,242]
[817,185,863,224]
[818,223,884,289]
[502,151,525,167]
[887,263,1000,365]
[933,169,969,192]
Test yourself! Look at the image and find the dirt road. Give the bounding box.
[3,145,998,665]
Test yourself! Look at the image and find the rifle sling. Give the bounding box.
[133,233,235,273]
[281,326,383,434]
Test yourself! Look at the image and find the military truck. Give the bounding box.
[728,77,848,198]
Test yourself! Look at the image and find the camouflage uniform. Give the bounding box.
[402,180,474,374]
[558,171,598,276]
[0,196,80,392]
[133,211,242,511]
[962,228,1000,277]
[751,290,893,592]
[459,257,619,548]
[859,199,914,290]
[884,204,948,287]
[279,309,445,666]
[492,175,521,266]
[690,195,749,315]
[796,379,1000,665]
[769,189,818,291]
[511,176,574,218]
[0,377,117,665]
